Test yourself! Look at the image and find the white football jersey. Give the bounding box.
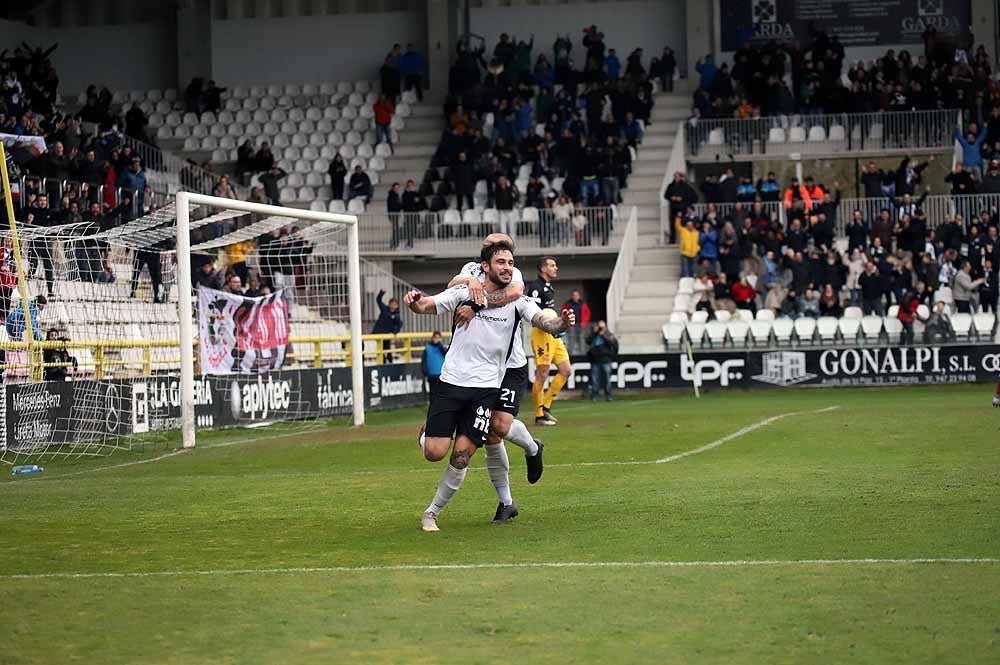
[459,261,528,368]
[432,285,541,388]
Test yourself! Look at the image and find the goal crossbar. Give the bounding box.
[175,192,364,449]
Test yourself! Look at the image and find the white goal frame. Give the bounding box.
[175,192,365,448]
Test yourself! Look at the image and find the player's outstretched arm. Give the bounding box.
[532,307,574,335]
[404,290,438,315]
[446,275,486,306]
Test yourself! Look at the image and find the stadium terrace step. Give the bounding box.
[392,143,439,158]
[621,296,671,314]
[612,330,666,351]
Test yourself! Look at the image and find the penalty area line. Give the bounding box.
[3,557,997,580]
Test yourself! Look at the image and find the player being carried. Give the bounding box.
[416,233,546,524]
[526,256,572,426]
[405,241,574,532]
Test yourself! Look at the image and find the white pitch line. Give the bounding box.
[3,557,996,581]
[47,448,192,478]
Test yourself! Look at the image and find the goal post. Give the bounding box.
[174,192,365,450]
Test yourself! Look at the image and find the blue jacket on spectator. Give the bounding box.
[372,290,402,335]
[621,118,643,143]
[400,50,425,77]
[954,126,987,169]
[117,167,147,210]
[698,228,718,259]
[421,340,447,378]
[604,53,621,80]
[696,56,717,91]
[516,101,533,133]
[6,300,43,341]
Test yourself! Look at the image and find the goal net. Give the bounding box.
[3,169,465,463]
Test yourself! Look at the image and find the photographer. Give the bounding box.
[43,329,77,381]
[586,320,618,402]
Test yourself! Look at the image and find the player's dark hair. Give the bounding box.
[480,241,514,263]
[537,256,556,271]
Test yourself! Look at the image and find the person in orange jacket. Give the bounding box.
[802,176,826,206]
[783,177,812,211]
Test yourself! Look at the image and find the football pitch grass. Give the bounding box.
[2,384,999,664]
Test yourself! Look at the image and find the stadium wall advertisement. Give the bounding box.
[555,344,1000,391]
[719,0,972,51]
[1,364,428,452]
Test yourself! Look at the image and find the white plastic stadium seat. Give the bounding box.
[347,198,366,214]
[707,128,724,146]
[843,306,863,319]
[749,320,772,346]
[828,125,846,141]
[973,312,996,338]
[883,317,903,343]
[328,200,346,213]
[861,316,883,342]
[686,322,706,347]
[770,318,793,346]
[767,127,786,144]
[950,313,973,340]
[816,316,839,342]
[669,312,687,323]
[793,318,816,345]
[755,309,775,322]
[690,310,709,324]
[887,305,900,319]
[838,317,861,344]
[714,310,732,323]
[662,322,685,348]
[727,320,750,348]
[736,309,754,323]
[677,277,694,295]
[807,126,826,142]
[672,294,691,313]
[705,321,728,347]
[788,127,806,143]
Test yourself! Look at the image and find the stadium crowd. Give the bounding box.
[666,159,1000,343]
[691,26,990,121]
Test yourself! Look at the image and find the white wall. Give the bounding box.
[211,11,428,86]
[470,0,687,76]
[36,23,177,94]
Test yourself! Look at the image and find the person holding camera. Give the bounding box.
[43,329,77,381]
[585,320,618,402]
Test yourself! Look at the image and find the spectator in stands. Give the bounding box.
[663,172,697,244]
[254,142,275,173]
[800,288,820,318]
[980,260,997,313]
[859,261,884,315]
[259,165,287,206]
[244,277,263,298]
[586,320,618,401]
[676,216,700,278]
[953,260,984,313]
[494,176,519,236]
[225,232,252,283]
[224,274,243,295]
[373,94,395,151]
[818,284,843,317]
[387,182,404,248]
[6,295,45,341]
[25,195,55,297]
[731,275,757,314]
[420,330,446,394]
[373,288,402,362]
[124,103,149,143]
[561,290,590,355]
[656,46,677,92]
[923,300,956,344]
[131,245,164,303]
[195,261,225,290]
[212,174,238,201]
[698,220,718,273]
[401,180,426,247]
[897,290,920,345]
[42,329,76,381]
[203,80,225,113]
[400,44,425,102]
[551,194,573,246]
[348,165,373,205]
[328,154,348,201]
[451,151,475,211]
[380,55,401,102]
[236,140,255,183]
[620,111,643,148]
[117,158,149,212]
[954,124,987,181]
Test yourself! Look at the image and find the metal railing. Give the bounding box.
[659,122,688,245]
[606,206,638,333]
[17,175,149,217]
[685,109,960,160]
[123,135,248,200]
[689,201,785,227]
[353,205,625,256]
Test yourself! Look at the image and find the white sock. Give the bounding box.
[419,430,426,452]
[484,443,513,506]
[427,464,467,515]
[506,419,539,456]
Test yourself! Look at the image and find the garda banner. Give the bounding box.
[719,0,971,51]
[198,286,290,375]
[554,345,1000,391]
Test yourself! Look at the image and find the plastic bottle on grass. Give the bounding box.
[11,465,44,477]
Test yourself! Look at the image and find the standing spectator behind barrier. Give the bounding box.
[663,173,697,244]
[328,155,348,201]
[400,44,425,101]
[6,295,46,341]
[373,289,402,363]
[259,166,287,206]
[43,329,77,381]
[420,330,447,395]
[373,94,395,151]
[953,260,984,313]
[954,124,987,181]
[676,216,700,278]
[561,290,591,355]
[387,182,404,248]
[117,158,149,212]
[401,180,426,247]
[586,320,618,402]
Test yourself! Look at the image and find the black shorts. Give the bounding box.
[424,381,498,447]
[495,363,528,416]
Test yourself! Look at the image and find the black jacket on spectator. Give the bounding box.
[387,190,403,213]
[402,190,426,213]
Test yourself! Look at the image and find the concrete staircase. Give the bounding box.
[377,100,443,193]
[613,91,689,353]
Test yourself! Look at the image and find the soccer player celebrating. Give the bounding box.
[405,241,573,532]
[526,257,571,426]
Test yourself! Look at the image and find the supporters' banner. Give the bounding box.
[556,345,1000,390]
[0,133,47,156]
[198,286,290,375]
[719,0,971,51]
